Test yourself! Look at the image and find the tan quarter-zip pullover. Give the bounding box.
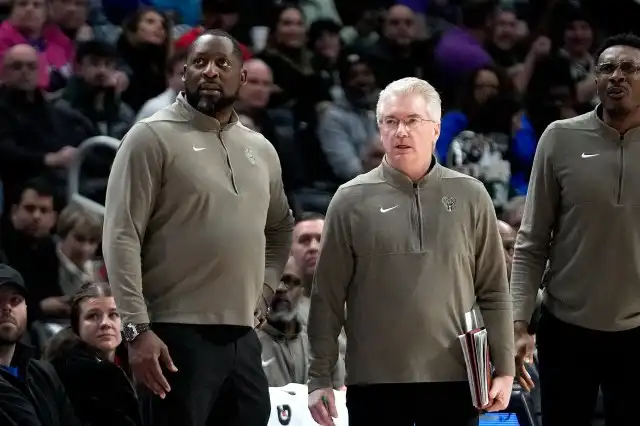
[307,159,514,391]
[102,93,294,326]
[257,320,345,388]
[512,107,640,331]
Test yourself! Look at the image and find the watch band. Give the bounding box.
[123,323,151,342]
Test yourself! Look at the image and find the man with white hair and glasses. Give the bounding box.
[307,77,515,426]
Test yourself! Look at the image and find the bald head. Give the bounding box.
[384,5,416,46]
[498,220,515,237]
[2,44,39,91]
[239,58,273,109]
[244,59,272,78]
[4,44,38,65]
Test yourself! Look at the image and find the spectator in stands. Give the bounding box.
[317,52,379,182]
[309,19,343,101]
[498,220,515,278]
[0,0,74,92]
[437,66,536,198]
[290,212,324,326]
[55,204,105,297]
[434,0,496,93]
[258,257,345,388]
[258,4,321,112]
[236,58,301,216]
[339,8,381,51]
[49,0,93,42]
[358,5,432,89]
[502,195,525,230]
[0,44,92,212]
[54,40,135,139]
[289,212,347,359]
[549,3,596,112]
[447,94,526,213]
[175,0,253,59]
[486,6,528,71]
[117,6,171,112]
[135,48,186,120]
[0,264,81,426]
[44,282,142,426]
[0,180,72,342]
[360,135,384,172]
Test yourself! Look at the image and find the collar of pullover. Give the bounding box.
[175,92,239,133]
[380,155,441,191]
[591,104,640,141]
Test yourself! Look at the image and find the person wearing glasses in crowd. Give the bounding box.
[512,33,640,426]
[307,77,514,426]
[103,29,293,426]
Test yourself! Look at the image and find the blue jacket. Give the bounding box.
[435,110,536,195]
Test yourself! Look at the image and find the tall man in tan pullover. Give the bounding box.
[102,30,294,426]
[307,77,515,426]
[512,34,640,426]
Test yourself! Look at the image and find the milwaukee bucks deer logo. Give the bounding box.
[442,196,456,212]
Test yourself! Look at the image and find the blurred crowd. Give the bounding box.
[0,0,635,425]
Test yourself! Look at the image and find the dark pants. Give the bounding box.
[537,306,640,426]
[141,323,270,426]
[346,382,479,426]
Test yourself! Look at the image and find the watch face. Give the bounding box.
[124,323,137,341]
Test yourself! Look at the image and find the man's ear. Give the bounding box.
[240,68,247,87]
[182,64,186,81]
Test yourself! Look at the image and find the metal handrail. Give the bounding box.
[67,136,120,216]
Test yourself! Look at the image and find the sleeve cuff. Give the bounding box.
[308,377,333,393]
[493,349,517,377]
[513,309,534,324]
[122,312,150,325]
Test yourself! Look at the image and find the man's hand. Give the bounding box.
[514,321,536,391]
[110,70,129,94]
[255,284,275,327]
[40,296,72,318]
[76,24,94,42]
[309,388,338,426]
[45,146,78,168]
[128,330,178,399]
[529,36,551,59]
[483,375,514,412]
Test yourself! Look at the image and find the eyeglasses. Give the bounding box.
[379,116,436,132]
[595,61,640,76]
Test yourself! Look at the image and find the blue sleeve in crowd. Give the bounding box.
[151,0,202,26]
[513,114,537,165]
[435,110,468,162]
[510,114,537,195]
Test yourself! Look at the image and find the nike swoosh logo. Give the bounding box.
[380,205,399,213]
[262,357,275,367]
[193,146,206,152]
[581,153,599,158]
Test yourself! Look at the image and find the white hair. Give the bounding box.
[376,77,442,123]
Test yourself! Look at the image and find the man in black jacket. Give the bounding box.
[0,264,81,426]
[0,44,95,216]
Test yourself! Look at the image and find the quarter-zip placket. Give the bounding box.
[617,135,624,205]
[413,182,424,250]
[218,130,239,194]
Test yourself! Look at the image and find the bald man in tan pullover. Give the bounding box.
[103,32,293,426]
